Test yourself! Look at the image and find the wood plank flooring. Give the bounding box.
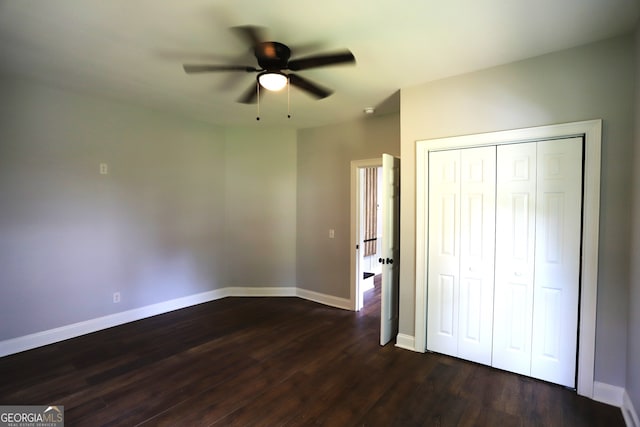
[0,280,625,426]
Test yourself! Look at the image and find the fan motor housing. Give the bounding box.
[255,41,291,70]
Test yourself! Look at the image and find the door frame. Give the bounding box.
[414,119,602,398]
[350,158,383,311]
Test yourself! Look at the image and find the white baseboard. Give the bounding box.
[0,287,230,358]
[0,286,349,357]
[593,382,640,427]
[593,381,625,407]
[623,390,640,427]
[296,288,352,310]
[395,333,416,351]
[226,286,297,297]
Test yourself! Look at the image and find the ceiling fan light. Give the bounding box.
[258,72,288,91]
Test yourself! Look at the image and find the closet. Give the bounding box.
[426,137,583,388]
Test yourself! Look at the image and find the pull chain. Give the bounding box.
[256,81,260,121]
[256,78,292,121]
[287,76,291,119]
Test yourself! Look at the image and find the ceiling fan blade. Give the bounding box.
[183,64,258,73]
[238,81,259,104]
[231,25,266,48]
[287,50,355,71]
[288,73,333,99]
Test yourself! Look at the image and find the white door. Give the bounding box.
[492,142,538,376]
[380,154,400,346]
[530,137,582,387]
[415,121,601,396]
[427,147,496,364]
[493,138,582,387]
[458,147,496,365]
[427,150,460,356]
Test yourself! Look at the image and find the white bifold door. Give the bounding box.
[427,146,496,366]
[427,137,583,388]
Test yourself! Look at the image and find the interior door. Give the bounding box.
[458,147,496,365]
[426,147,496,364]
[426,150,460,356]
[380,153,400,346]
[492,142,537,377]
[530,137,582,387]
[492,138,582,387]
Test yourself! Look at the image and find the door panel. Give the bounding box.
[438,274,456,336]
[493,142,536,376]
[427,147,496,364]
[460,277,481,339]
[530,137,582,387]
[511,193,532,261]
[427,150,460,356]
[507,282,529,351]
[441,195,457,255]
[458,147,496,365]
[380,154,400,346]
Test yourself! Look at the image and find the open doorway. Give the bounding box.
[359,166,383,299]
[350,159,383,311]
[350,155,401,346]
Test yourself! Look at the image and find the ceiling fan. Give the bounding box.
[182,26,356,104]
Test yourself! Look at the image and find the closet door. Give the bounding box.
[425,138,583,386]
[530,137,583,387]
[458,147,496,365]
[493,138,583,386]
[427,147,496,364]
[427,150,460,357]
[492,142,537,377]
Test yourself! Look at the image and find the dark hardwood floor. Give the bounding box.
[0,280,625,426]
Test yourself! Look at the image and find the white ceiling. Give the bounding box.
[0,0,637,129]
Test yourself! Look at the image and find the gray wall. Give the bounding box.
[224,127,297,287]
[296,114,400,298]
[399,35,635,387]
[0,74,297,341]
[628,24,640,415]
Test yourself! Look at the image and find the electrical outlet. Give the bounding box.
[100,163,109,175]
[329,229,335,239]
[113,292,121,303]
